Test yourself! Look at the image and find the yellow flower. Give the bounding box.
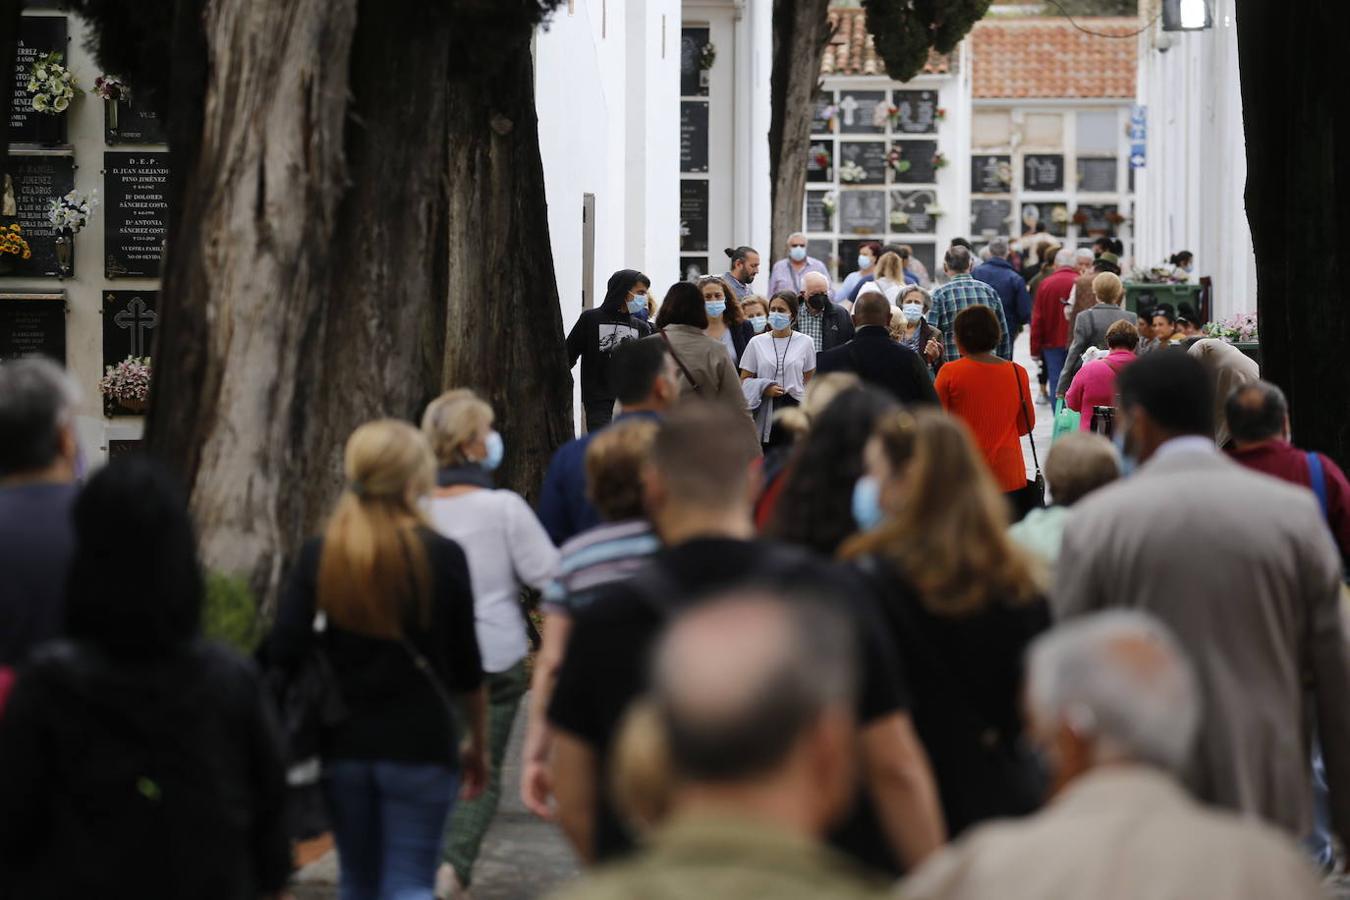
[8,223,19,232]
[22,250,31,259]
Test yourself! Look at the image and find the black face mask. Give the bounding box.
[806,292,829,311]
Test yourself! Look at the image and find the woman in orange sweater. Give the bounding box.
[935,305,1038,520]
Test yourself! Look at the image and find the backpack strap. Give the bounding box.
[1308,452,1330,521]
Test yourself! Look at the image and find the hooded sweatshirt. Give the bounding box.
[566,269,653,404]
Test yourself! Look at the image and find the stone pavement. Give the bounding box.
[292,698,579,899]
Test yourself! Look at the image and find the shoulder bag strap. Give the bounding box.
[659,328,702,393]
[1013,363,1041,476]
[1307,452,1330,522]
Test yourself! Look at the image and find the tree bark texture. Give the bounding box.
[443,44,574,502]
[769,0,834,261]
[1237,0,1350,469]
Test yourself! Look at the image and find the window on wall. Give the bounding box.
[679,26,712,280]
[803,86,945,284]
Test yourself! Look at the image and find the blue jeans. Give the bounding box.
[1042,346,1068,400]
[324,760,459,900]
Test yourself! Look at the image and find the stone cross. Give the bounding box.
[114,296,158,358]
[838,94,859,127]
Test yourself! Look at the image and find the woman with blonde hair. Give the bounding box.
[420,390,560,896]
[270,419,487,900]
[842,409,1049,837]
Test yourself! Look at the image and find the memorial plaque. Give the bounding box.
[108,439,143,459]
[680,257,709,281]
[1076,157,1118,193]
[1075,204,1118,236]
[838,238,876,279]
[680,101,709,174]
[889,189,937,235]
[1047,203,1070,238]
[893,140,938,184]
[679,180,708,253]
[971,155,1012,194]
[105,152,170,278]
[807,140,833,183]
[102,290,160,373]
[839,190,885,235]
[806,239,833,269]
[3,152,75,277]
[839,142,887,186]
[105,96,168,145]
[805,191,831,232]
[680,27,710,97]
[838,90,885,134]
[812,93,836,134]
[892,90,938,134]
[908,242,937,282]
[1023,154,1064,191]
[971,198,1013,236]
[9,16,68,145]
[0,292,65,362]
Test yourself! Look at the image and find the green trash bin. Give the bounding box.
[1124,282,1202,316]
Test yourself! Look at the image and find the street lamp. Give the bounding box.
[1162,0,1213,31]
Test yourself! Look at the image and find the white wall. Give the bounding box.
[1134,0,1255,318]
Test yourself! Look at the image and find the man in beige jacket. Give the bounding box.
[903,612,1326,900]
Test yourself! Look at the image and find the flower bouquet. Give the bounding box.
[889,211,910,229]
[100,356,152,414]
[1051,206,1071,224]
[935,107,947,122]
[48,189,98,277]
[819,105,839,132]
[821,191,837,218]
[93,75,129,130]
[698,41,717,72]
[1071,209,1090,226]
[886,146,911,178]
[1106,210,1128,226]
[813,148,832,171]
[839,160,867,184]
[924,204,945,219]
[932,152,949,170]
[28,52,76,114]
[880,104,900,129]
[1203,313,1259,344]
[0,223,32,274]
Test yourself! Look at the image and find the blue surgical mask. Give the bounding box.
[851,475,884,531]
[858,255,873,271]
[768,311,792,331]
[748,315,768,333]
[902,303,924,322]
[705,300,727,319]
[481,430,504,472]
[789,246,807,262]
[627,294,647,314]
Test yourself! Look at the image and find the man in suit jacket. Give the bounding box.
[816,292,938,406]
[1053,352,1350,851]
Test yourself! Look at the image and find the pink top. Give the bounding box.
[1065,349,1136,430]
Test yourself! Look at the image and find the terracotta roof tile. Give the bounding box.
[971,17,1138,98]
[822,8,950,77]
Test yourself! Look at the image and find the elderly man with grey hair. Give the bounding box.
[549,592,882,900]
[973,236,1032,342]
[902,612,1326,900]
[931,244,1013,362]
[0,358,82,666]
[795,269,855,353]
[767,231,830,296]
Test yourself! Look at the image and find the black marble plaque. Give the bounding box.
[805,191,831,232]
[838,90,885,134]
[807,141,833,183]
[102,289,160,372]
[104,152,170,278]
[971,155,1012,194]
[0,292,65,362]
[812,93,836,134]
[3,152,75,277]
[108,439,144,459]
[839,142,887,186]
[1076,157,1118,193]
[893,140,938,185]
[680,27,710,97]
[806,239,833,269]
[680,101,709,174]
[908,242,937,281]
[971,199,1013,236]
[839,190,886,235]
[892,90,938,134]
[1047,203,1070,238]
[9,16,68,145]
[679,180,708,253]
[105,95,168,145]
[1076,204,1118,236]
[680,257,709,281]
[1024,154,1064,191]
[889,190,937,235]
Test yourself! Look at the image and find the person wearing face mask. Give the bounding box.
[722,246,761,301]
[566,269,654,432]
[837,242,880,304]
[740,291,818,447]
[767,232,830,296]
[420,389,561,897]
[795,270,854,353]
[1169,250,1195,282]
[841,409,1050,839]
[741,296,771,336]
[698,275,755,364]
[816,292,938,407]
[894,285,945,374]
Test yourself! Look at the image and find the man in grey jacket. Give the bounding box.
[1055,270,1134,397]
[1053,352,1350,852]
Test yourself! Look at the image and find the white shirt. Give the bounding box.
[426,489,560,673]
[739,331,816,401]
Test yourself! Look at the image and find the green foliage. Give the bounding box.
[203,572,263,654]
[863,0,994,83]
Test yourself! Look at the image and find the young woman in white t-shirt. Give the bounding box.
[739,290,817,407]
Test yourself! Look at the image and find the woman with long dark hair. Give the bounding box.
[655,281,752,424]
[697,274,754,363]
[0,456,290,899]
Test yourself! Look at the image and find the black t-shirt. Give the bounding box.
[547,537,909,871]
[565,307,652,403]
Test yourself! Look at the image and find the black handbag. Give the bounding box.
[1013,362,1045,509]
[266,638,348,841]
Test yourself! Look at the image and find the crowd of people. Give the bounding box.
[0,225,1348,900]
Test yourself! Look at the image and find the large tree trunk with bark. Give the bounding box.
[443,41,573,501]
[1237,1,1350,469]
[769,0,833,258]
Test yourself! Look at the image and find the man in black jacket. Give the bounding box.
[817,293,939,406]
[795,271,854,353]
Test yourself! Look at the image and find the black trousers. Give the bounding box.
[584,398,616,434]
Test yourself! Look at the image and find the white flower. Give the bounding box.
[53,96,68,112]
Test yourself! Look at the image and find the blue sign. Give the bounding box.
[1130,142,1147,169]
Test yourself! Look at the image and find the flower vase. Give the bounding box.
[55,232,73,277]
[118,396,148,414]
[105,98,120,134]
[34,113,64,146]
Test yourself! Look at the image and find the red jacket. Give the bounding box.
[1228,440,1350,562]
[1030,267,1076,355]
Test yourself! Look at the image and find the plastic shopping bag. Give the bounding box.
[1052,402,1080,443]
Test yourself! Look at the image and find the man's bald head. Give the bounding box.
[802,271,830,296]
[853,291,892,327]
[652,592,857,782]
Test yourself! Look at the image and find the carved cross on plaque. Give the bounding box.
[838,94,859,127]
[113,296,158,358]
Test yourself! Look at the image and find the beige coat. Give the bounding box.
[902,768,1325,900]
[652,326,757,438]
[1054,442,1350,844]
[1188,338,1261,445]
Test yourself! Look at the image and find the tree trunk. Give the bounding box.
[443,43,574,502]
[1237,1,1349,469]
[769,0,833,260]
